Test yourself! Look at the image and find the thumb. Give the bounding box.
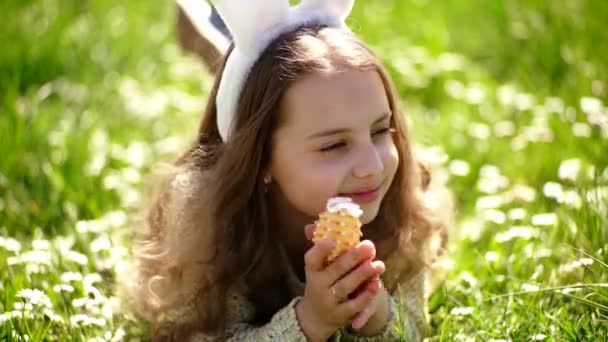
[304,224,315,241]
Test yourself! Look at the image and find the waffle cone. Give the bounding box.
[312,199,362,262]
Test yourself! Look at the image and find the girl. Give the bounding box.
[130,0,449,340]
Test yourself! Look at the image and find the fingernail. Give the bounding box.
[352,318,361,330]
[353,309,367,330]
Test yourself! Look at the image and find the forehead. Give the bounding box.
[277,69,391,133]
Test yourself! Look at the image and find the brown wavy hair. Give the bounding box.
[130,25,447,341]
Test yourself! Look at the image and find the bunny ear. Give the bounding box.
[295,0,354,23]
[212,0,290,53]
[214,0,357,141]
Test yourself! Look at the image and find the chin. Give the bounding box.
[359,205,380,225]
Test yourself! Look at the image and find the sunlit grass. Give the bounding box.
[1,0,606,340]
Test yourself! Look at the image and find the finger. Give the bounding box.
[351,276,383,302]
[351,302,375,331]
[304,238,335,272]
[304,224,315,241]
[336,285,376,319]
[332,260,384,301]
[324,240,376,284]
[365,276,383,294]
[358,240,377,260]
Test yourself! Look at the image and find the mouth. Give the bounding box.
[339,184,383,204]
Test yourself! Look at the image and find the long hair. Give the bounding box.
[130,25,447,340]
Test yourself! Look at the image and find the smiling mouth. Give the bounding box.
[339,184,383,204]
[341,185,381,195]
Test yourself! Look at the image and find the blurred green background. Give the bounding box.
[1,0,606,340]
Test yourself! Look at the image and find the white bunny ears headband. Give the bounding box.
[212,0,355,142]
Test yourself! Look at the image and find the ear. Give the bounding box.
[295,0,355,23]
[211,0,290,53]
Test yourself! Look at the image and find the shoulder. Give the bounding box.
[412,145,453,294]
[160,166,217,260]
[140,164,219,288]
[166,165,215,204]
[155,165,217,235]
[412,145,454,227]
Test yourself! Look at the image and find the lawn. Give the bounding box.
[1,0,606,341]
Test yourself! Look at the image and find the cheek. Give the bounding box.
[272,155,346,214]
[382,142,399,180]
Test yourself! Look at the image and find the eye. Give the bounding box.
[373,126,396,136]
[319,141,346,153]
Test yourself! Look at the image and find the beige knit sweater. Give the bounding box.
[188,257,427,342]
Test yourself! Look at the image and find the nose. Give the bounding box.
[352,141,384,179]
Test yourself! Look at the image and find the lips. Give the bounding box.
[340,184,383,204]
[343,185,381,195]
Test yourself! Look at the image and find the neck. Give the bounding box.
[268,190,315,282]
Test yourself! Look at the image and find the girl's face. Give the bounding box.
[267,69,399,226]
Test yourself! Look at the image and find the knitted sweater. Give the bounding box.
[189,259,427,341]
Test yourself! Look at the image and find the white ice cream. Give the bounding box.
[326,197,363,218]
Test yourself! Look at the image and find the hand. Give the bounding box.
[350,281,390,335]
[294,225,386,341]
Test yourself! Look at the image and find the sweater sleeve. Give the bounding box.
[225,297,308,341]
[190,297,307,342]
[335,271,428,342]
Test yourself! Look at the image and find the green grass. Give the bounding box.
[1,0,606,340]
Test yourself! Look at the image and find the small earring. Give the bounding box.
[263,175,271,194]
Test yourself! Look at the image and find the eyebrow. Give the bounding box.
[305,112,392,140]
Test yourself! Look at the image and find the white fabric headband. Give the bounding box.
[212,0,355,142]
